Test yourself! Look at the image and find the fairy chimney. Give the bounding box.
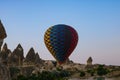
[0,43,11,65]
[8,44,24,66]
[0,63,11,80]
[35,53,41,64]
[24,47,36,64]
[2,43,8,52]
[12,44,24,59]
[0,20,7,52]
[87,57,93,66]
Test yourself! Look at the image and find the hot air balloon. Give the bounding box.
[44,24,78,64]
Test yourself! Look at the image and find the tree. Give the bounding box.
[17,75,27,80]
[80,71,86,77]
[87,69,95,76]
[9,67,20,79]
[97,65,109,76]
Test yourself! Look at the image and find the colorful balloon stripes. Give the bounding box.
[44,24,78,64]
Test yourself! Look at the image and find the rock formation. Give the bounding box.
[13,44,24,65]
[0,20,7,52]
[35,53,43,64]
[0,63,11,80]
[44,60,55,70]
[65,58,74,64]
[8,44,24,66]
[2,43,8,52]
[24,47,36,65]
[0,43,11,65]
[87,57,93,66]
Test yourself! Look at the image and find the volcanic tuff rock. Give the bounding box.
[87,56,93,65]
[8,44,24,66]
[0,20,7,52]
[35,53,42,64]
[12,44,24,60]
[0,20,7,39]
[24,47,36,63]
[14,44,24,65]
[86,57,93,69]
[0,63,11,80]
[0,43,11,65]
[20,66,35,77]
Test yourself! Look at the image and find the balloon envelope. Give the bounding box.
[44,24,78,64]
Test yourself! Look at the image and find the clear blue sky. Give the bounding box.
[0,0,120,65]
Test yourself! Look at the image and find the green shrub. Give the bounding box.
[97,65,109,76]
[80,71,86,77]
[87,69,95,76]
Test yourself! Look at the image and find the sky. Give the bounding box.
[0,0,120,65]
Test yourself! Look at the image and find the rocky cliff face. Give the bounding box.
[0,43,11,65]
[13,44,24,65]
[24,47,36,63]
[0,63,11,80]
[35,53,43,64]
[8,44,24,66]
[0,20,7,52]
[0,20,7,39]
[0,21,11,80]
[87,57,93,65]
[13,44,24,59]
[24,48,44,66]
[0,42,44,67]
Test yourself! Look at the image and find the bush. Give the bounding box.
[80,71,86,77]
[17,75,27,80]
[16,71,68,80]
[59,70,71,77]
[97,65,109,76]
[87,69,95,76]
[9,67,20,79]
